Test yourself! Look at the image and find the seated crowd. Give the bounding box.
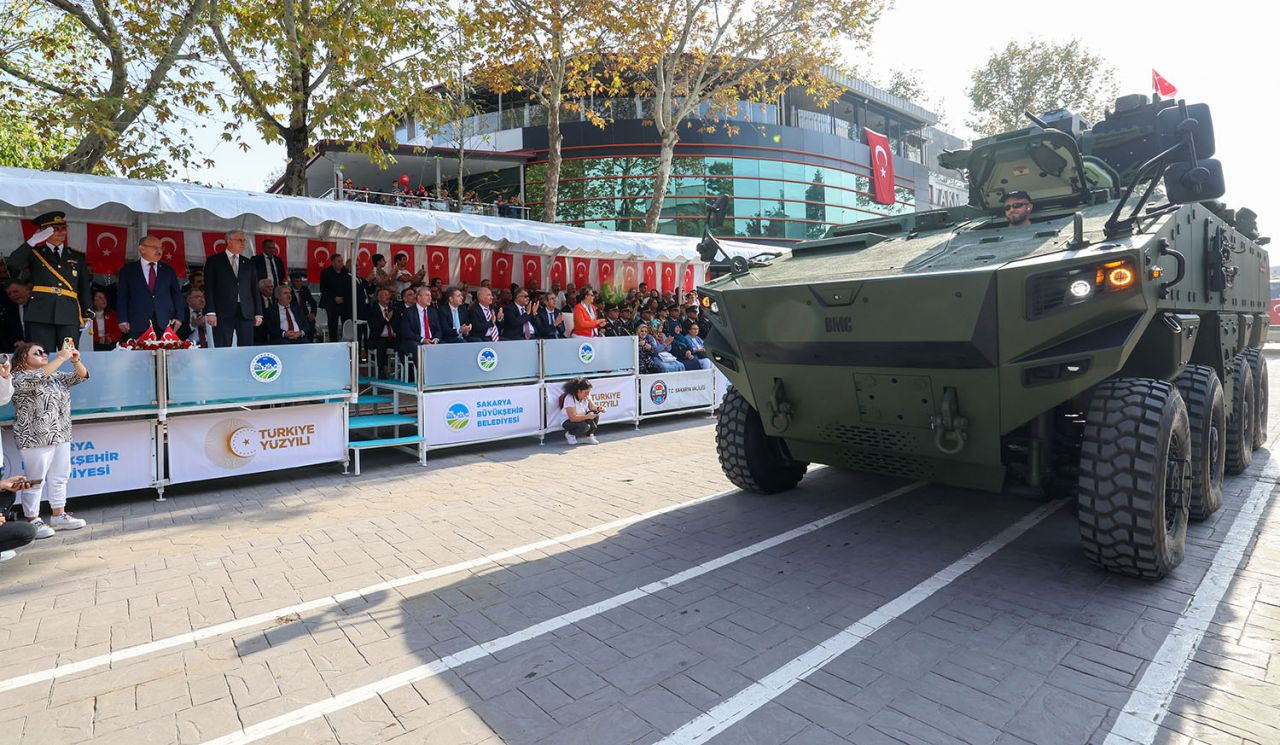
[340,178,529,218]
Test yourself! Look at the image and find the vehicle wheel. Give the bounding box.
[1225,354,1255,474]
[1077,378,1190,579]
[1244,347,1268,449]
[1174,365,1225,520]
[716,388,807,494]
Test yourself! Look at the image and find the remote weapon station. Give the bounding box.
[697,94,1270,579]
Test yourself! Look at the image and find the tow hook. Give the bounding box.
[929,387,969,455]
[768,378,794,432]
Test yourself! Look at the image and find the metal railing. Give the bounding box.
[331,188,532,219]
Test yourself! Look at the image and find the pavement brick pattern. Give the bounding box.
[0,359,1277,745]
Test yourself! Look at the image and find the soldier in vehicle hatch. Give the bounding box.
[1003,190,1034,226]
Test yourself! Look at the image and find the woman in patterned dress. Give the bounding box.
[9,339,89,539]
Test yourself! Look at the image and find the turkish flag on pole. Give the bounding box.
[550,257,568,286]
[683,264,696,292]
[150,229,187,278]
[306,239,336,283]
[426,246,449,283]
[459,248,482,285]
[201,232,227,257]
[642,262,657,289]
[389,243,416,273]
[572,258,591,288]
[254,235,288,272]
[598,259,616,287]
[356,242,377,278]
[86,223,128,274]
[865,128,896,205]
[660,262,677,293]
[521,254,541,288]
[621,261,639,290]
[1152,69,1177,97]
[491,251,514,289]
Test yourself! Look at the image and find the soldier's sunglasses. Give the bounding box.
[1004,202,1030,210]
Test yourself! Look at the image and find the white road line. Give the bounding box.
[655,497,1070,745]
[197,481,926,745]
[1101,455,1280,745]
[0,476,808,695]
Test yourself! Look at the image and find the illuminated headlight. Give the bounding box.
[700,294,719,314]
[1026,258,1138,319]
[1068,280,1092,299]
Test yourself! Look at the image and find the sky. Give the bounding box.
[193,0,1274,239]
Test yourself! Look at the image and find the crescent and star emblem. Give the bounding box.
[873,145,889,178]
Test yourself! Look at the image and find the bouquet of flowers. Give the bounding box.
[118,323,193,350]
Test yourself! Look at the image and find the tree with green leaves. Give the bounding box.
[966,39,1118,137]
[0,0,215,177]
[0,111,76,170]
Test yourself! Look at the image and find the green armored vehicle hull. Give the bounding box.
[700,95,1269,579]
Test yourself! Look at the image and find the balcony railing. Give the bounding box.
[326,188,533,219]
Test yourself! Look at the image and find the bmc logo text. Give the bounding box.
[824,316,853,333]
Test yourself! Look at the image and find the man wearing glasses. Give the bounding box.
[7,212,94,354]
[1003,191,1035,227]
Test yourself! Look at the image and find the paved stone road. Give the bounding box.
[0,358,1278,745]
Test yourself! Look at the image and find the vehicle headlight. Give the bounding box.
[1026,259,1138,319]
[700,293,719,315]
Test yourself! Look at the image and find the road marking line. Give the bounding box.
[196,480,926,745]
[654,497,1070,745]
[1101,455,1280,745]
[0,474,825,695]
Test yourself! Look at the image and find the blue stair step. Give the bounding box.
[348,434,426,449]
[349,414,416,429]
[370,378,417,391]
[355,394,394,405]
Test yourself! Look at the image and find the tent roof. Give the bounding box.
[0,167,778,262]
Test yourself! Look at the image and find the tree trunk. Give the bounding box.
[279,125,310,196]
[543,89,562,223]
[642,130,680,233]
[56,133,111,174]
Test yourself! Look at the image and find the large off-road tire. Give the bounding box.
[1225,354,1255,474]
[1244,347,1268,450]
[716,388,807,494]
[1174,365,1225,520]
[1077,378,1190,579]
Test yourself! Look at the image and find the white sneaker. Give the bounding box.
[565,433,578,445]
[48,513,86,531]
[585,435,600,445]
[27,518,55,539]
[0,550,14,562]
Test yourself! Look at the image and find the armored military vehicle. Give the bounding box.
[697,94,1270,579]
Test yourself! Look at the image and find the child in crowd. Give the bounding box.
[559,377,603,446]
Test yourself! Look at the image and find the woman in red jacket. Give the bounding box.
[90,290,121,351]
[571,288,606,338]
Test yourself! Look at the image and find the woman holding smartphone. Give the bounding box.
[0,352,37,560]
[9,339,89,538]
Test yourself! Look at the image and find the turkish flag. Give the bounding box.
[660,262,676,293]
[201,232,227,257]
[521,254,541,288]
[426,246,449,283]
[86,223,128,274]
[1152,69,1177,97]
[865,128,896,205]
[550,256,567,285]
[573,258,590,288]
[254,235,288,272]
[620,261,639,290]
[459,248,482,285]
[642,262,657,289]
[491,251,514,290]
[356,242,377,278]
[307,239,336,283]
[389,244,415,273]
[683,264,696,292]
[598,259,616,287]
[151,229,187,278]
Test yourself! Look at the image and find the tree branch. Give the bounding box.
[209,0,287,134]
[0,55,77,97]
[40,0,109,45]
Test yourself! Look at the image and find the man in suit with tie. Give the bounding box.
[319,253,351,342]
[399,287,441,361]
[178,289,212,348]
[264,286,311,345]
[203,230,263,347]
[466,286,502,343]
[532,291,565,339]
[366,287,398,377]
[116,234,184,339]
[500,289,539,341]
[438,287,471,343]
[0,281,31,351]
[6,212,93,353]
[251,239,286,289]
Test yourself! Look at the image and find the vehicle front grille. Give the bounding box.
[833,448,932,480]
[818,424,918,452]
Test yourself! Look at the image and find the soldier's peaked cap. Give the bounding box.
[32,211,67,227]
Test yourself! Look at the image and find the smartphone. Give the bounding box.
[20,479,42,488]
[62,337,74,351]
[0,353,8,365]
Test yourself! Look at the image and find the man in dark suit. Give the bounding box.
[399,287,441,359]
[251,239,286,288]
[437,286,471,343]
[500,289,538,341]
[366,287,398,377]
[0,281,30,351]
[177,288,212,348]
[116,234,184,339]
[288,274,318,338]
[532,291,565,339]
[264,286,311,345]
[203,230,263,347]
[319,253,351,342]
[466,286,501,342]
[6,211,93,353]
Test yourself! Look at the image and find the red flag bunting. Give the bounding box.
[86,223,128,274]
[306,239,336,283]
[1152,69,1177,97]
[253,235,288,272]
[572,258,591,288]
[201,232,227,257]
[356,242,377,278]
[642,262,657,290]
[389,244,416,273]
[459,248,482,286]
[598,260,616,287]
[151,229,187,279]
[426,246,449,283]
[865,128,896,205]
[660,262,676,293]
[491,251,514,290]
[550,257,568,286]
[521,254,541,289]
[683,264,696,292]
[621,261,639,290]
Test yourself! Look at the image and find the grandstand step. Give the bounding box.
[348,414,416,429]
[355,395,394,405]
[348,434,426,449]
[369,378,418,391]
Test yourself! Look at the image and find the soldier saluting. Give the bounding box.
[6,212,94,352]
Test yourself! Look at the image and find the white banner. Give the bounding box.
[166,403,346,484]
[544,375,637,430]
[2,419,156,498]
[713,369,731,408]
[421,383,542,446]
[639,369,716,414]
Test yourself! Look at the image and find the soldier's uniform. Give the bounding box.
[7,212,93,353]
[602,307,632,337]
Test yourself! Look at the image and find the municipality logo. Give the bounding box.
[578,342,595,364]
[445,402,470,430]
[649,380,668,405]
[249,352,283,383]
[477,347,498,372]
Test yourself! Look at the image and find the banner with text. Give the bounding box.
[421,383,542,447]
[166,403,346,484]
[543,375,638,430]
[2,419,156,498]
[639,369,716,414]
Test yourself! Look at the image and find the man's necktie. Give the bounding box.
[147,262,156,292]
[421,308,431,342]
[285,307,295,332]
[485,307,498,341]
[196,314,207,347]
[382,308,392,338]
[452,307,461,337]
[230,255,239,278]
